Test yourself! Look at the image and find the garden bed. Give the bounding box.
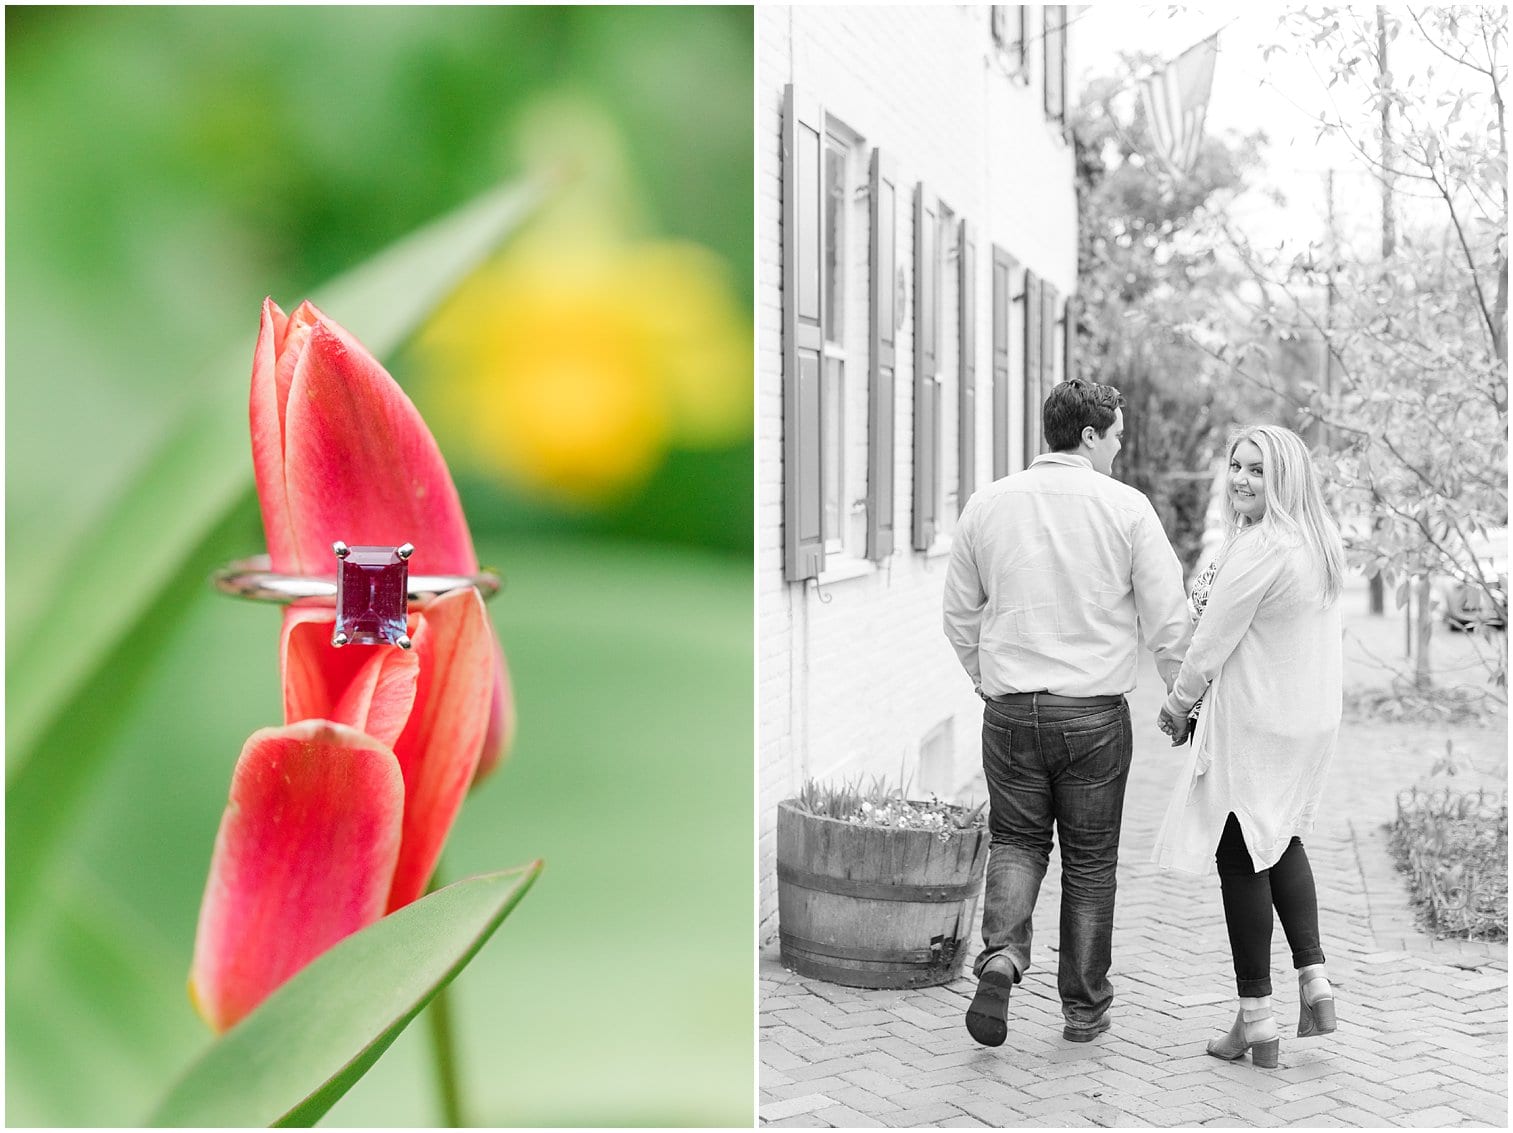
[1345,680,1502,727]
[1387,780,1509,941]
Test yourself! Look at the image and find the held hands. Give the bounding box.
[1157,707,1192,747]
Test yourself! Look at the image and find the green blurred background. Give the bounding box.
[7,6,753,1127]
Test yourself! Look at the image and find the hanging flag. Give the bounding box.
[1139,34,1219,177]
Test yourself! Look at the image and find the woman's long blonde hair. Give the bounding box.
[1221,424,1346,605]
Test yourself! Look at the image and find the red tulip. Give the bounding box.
[249,297,512,777]
[189,300,511,1033]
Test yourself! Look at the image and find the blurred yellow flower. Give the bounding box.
[419,230,751,506]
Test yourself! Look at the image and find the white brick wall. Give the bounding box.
[758,6,1080,939]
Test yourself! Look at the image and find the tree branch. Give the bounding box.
[1408,6,1495,78]
[1369,482,1501,615]
[1482,6,1510,365]
[1427,163,1500,351]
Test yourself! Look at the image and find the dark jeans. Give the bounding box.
[974,695,1133,1033]
[1215,812,1327,997]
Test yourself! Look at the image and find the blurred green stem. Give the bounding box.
[427,865,468,1127]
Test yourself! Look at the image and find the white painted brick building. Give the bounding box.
[758,6,1081,938]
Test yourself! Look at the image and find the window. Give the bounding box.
[821,356,845,555]
[1024,277,1060,460]
[913,184,941,552]
[819,118,871,569]
[783,90,877,581]
[1020,269,1039,461]
[990,246,1017,480]
[823,142,846,344]
[958,220,978,508]
[821,135,848,554]
[1063,294,1078,383]
[1054,298,1067,387]
[935,205,959,536]
[917,716,956,798]
[1042,280,1060,392]
[866,149,900,561]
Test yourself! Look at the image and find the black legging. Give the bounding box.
[1215,812,1326,997]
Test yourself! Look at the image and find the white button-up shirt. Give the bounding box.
[943,453,1192,697]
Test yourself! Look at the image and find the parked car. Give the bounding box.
[1433,527,1508,631]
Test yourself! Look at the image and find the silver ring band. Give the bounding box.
[212,555,500,606]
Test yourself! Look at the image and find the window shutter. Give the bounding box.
[1023,270,1041,460]
[1042,280,1059,391]
[1064,293,1078,383]
[995,6,1027,74]
[913,184,940,551]
[957,219,977,510]
[1044,6,1066,127]
[991,246,1015,479]
[782,86,825,581]
[867,149,898,561]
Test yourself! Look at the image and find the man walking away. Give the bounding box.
[942,378,1191,1045]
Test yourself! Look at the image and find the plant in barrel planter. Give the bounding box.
[776,778,990,989]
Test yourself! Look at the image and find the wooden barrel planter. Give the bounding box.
[776,798,990,989]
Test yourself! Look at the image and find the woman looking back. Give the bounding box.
[1153,424,1346,1069]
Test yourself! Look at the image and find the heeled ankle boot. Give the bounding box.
[1206,1002,1280,1068]
[1297,964,1336,1038]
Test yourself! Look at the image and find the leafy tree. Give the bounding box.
[1077,9,1508,698]
[1072,64,1293,575]
[1231,6,1509,693]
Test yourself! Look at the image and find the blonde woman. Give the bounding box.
[1152,425,1345,1069]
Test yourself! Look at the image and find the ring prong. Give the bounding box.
[396,634,413,650]
[332,631,350,647]
[396,542,414,560]
[333,541,350,559]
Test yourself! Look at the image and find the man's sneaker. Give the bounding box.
[965,955,1019,1047]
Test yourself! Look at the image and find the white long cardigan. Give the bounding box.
[1151,529,1343,875]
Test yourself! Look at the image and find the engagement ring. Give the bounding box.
[212,541,500,650]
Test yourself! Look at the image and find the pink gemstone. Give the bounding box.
[335,546,410,646]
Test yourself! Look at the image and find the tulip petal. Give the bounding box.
[273,316,316,448]
[387,588,493,911]
[252,301,324,572]
[332,650,422,752]
[281,315,478,577]
[189,721,404,1033]
[250,298,298,572]
[280,609,420,749]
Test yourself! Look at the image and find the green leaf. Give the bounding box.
[5,179,546,927]
[148,863,542,1128]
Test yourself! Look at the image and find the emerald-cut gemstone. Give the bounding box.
[334,545,410,647]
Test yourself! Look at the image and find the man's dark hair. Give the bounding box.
[1043,378,1125,452]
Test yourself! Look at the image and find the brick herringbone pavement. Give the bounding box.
[761,588,1508,1127]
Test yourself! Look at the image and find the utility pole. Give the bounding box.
[1322,168,1336,450]
[1370,5,1391,617]
[1374,5,1432,683]
[1379,8,1396,263]
[1494,6,1510,368]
